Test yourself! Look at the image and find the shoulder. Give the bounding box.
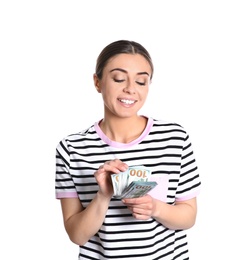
[68,124,95,139]
[56,123,96,148]
[151,118,187,134]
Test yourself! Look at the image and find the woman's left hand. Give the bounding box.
[122,194,156,220]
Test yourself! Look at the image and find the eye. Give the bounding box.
[113,78,125,83]
[136,81,146,86]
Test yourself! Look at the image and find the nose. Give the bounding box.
[123,81,136,94]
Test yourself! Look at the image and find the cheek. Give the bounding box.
[139,88,149,100]
[101,89,114,105]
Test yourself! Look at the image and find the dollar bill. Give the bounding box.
[121,181,158,198]
[111,165,157,198]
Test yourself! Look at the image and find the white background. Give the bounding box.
[0,0,240,259]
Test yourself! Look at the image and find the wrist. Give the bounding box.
[96,190,112,203]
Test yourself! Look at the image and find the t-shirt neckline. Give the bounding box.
[94,116,154,148]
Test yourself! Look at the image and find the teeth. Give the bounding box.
[119,99,135,104]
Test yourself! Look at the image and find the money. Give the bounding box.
[111,165,157,199]
[121,181,158,198]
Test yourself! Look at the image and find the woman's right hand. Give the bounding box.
[94,159,128,198]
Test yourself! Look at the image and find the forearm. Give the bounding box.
[153,199,197,230]
[64,192,111,246]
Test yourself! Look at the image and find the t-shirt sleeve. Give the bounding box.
[55,138,78,199]
[175,132,201,201]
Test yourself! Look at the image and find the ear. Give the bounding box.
[93,74,101,93]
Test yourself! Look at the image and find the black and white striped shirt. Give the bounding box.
[55,117,201,260]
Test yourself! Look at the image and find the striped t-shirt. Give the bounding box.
[55,117,201,260]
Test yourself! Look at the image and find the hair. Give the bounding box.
[95,40,154,80]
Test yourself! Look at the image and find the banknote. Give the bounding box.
[111,165,157,199]
[121,181,158,198]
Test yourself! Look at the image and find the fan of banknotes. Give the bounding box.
[111,165,157,199]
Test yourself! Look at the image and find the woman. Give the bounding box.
[55,40,201,259]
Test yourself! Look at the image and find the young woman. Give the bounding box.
[55,40,201,259]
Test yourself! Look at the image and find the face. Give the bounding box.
[94,53,152,119]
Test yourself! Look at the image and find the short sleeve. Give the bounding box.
[55,138,78,199]
[175,133,201,201]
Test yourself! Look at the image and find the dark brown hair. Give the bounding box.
[95,40,154,80]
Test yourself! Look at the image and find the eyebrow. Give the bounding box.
[109,68,150,77]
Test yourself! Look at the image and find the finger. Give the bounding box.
[106,160,128,171]
[132,212,150,220]
[122,196,148,205]
[99,161,128,173]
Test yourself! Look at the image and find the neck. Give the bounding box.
[99,116,147,143]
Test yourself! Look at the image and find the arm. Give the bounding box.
[60,193,111,246]
[60,159,128,246]
[122,195,197,230]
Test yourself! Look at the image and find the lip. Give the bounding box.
[118,98,137,105]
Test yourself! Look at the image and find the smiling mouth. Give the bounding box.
[118,98,136,105]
